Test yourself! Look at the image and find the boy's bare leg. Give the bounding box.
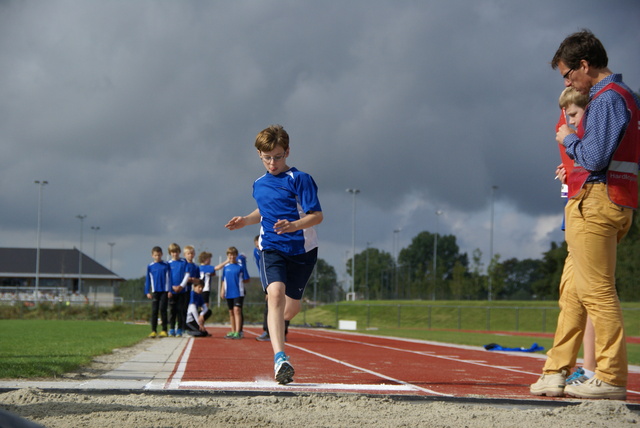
[228,310,236,333]
[233,306,243,334]
[267,282,286,354]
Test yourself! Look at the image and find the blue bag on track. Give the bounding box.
[484,342,544,352]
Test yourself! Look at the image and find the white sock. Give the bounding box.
[583,368,595,378]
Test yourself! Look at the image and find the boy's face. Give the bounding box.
[170,250,180,260]
[201,257,211,265]
[193,284,204,294]
[227,253,238,263]
[184,249,195,261]
[258,146,289,175]
[152,251,163,263]
[565,103,585,129]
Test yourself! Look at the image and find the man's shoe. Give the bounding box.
[564,377,627,400]
[530,370,567,397]
[566,367,589,385]
[158,330,168,338]
[274,355,295,385]
[256,332,270,342]
[148,331,157,338]
[168,329,176,337]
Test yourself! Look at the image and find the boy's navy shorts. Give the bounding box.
[259,247,318,300]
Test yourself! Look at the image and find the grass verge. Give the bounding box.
[0,320,148,378]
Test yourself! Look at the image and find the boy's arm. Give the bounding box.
[274,210,323,235]
[225,208,261,230]
[220,282,226,300]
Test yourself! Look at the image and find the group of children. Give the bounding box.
[144,243,250,339]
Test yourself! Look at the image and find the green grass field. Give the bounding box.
[0,320,148,378]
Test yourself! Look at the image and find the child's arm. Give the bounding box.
[274,210,323,235]
[225,209,261,230]
[220,282,226,300]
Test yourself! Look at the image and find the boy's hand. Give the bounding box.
[172,285,183,293]
[274,219,296,235]
[555,163,567,184]
[146,293,152,299]
[225,216,245,230]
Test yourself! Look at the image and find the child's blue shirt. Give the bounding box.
[169,258,189,294]
[222,262,247,299]
[253,167,322,255]
[145,261,171,294]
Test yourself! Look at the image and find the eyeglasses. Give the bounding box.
[563,68,575,82]
[260,153,286,163]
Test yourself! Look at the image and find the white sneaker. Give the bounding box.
[530,370,567,397]
[274,356,295,385]
[564,377,626,400]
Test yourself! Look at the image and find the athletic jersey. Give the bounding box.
[145,261,171,294]
[185,262,200,293]
[186,289,208,324]
[253,247,261,270]
[222,262,248,299]
[169,258,189,294]
[253,167,322,255]
[199,265,215,292]
[237,253,250,279]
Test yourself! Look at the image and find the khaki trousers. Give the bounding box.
[543,183,632,386]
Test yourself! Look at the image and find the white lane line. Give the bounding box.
[164,337,194,390]
[295,330,542,377]
[284,342,450,396]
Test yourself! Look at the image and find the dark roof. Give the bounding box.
[0,248,122,280]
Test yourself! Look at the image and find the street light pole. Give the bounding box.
[393,229,400,298]
[34,180,48,305]
[488,185,498,301]
[91,226,100,259]
[432,210,443,301]
[76,215,87,295]
[346,188,360,299]
[108,242,115,271]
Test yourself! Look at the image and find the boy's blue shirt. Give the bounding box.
[185,261,200,293]
[253,167,321,255]
[222,262,247,299]
[199,264,215,292]
[145,261,171,294]
[169,258,188,294]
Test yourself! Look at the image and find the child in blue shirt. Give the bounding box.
[185,282,211,337]
[198,251,215,305]
[225,124,323,384]
[167,243,189,337]
[219,246,250,339]
[145,246,171,338]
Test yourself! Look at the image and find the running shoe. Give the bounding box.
[148,331,157,338]
[225,332,236,339]
[168,329,176,337]
[256,332,270,342]
[176,329,183,337]
[158,331,168,338]
[274,355,295,385]
[566,367,589,385]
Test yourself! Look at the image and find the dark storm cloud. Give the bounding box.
[1,0,638,279]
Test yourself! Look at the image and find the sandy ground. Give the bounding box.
[1,341,639,428]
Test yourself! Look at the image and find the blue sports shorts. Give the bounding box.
[259,248,318,300]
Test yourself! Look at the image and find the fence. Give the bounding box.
[3,299,640,336]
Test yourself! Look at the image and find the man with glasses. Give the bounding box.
[530,30,640,400]
[225,124,323,385]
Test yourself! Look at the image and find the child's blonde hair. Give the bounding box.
[184,245,195,254]
[558,87,589,110]
[226,246,239,256]
[168,243,181,254]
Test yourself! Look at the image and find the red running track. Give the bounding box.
[165,326,640,403]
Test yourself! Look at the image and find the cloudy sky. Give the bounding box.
[2,0,639,283]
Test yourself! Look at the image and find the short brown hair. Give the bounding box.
[551,29,608,70]
[168,243,181,254]
[226,246,238,256]
[255,124,289,152]
[198,251,212,264]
